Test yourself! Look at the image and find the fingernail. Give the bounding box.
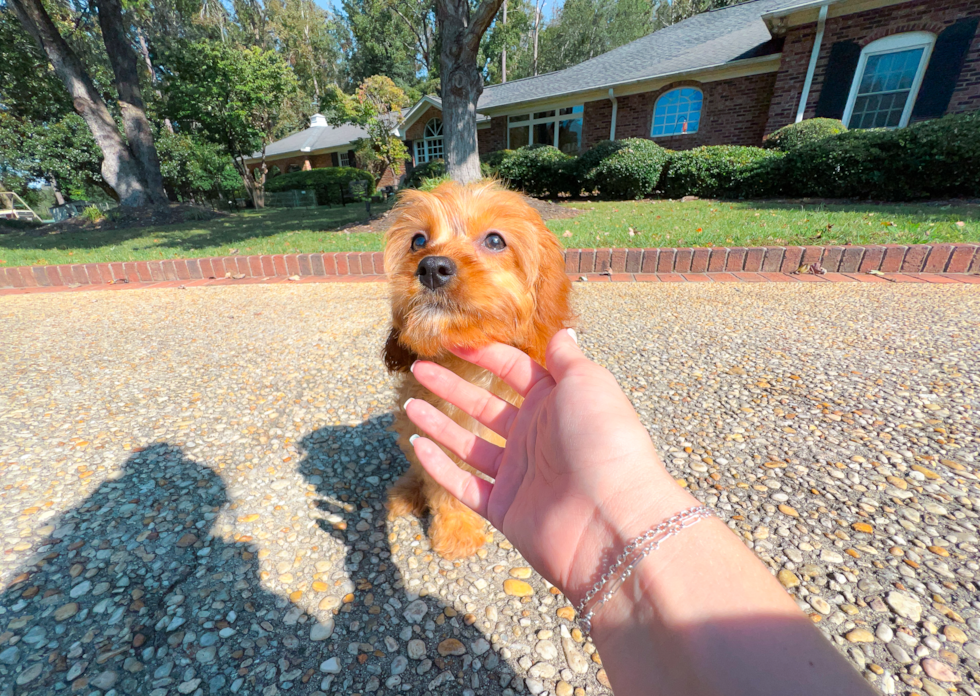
[567,328,578,344]
[403,397,414,411]
[409,434,419,445]
[409,360,418,373]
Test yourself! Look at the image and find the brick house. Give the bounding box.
[253,0,978,185]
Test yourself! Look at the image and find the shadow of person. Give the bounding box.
[0,442,329,695]
[293,415,513,695]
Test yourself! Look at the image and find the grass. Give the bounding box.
[1,197,977,267]
[549,199,980,250]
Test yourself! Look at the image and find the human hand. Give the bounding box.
[403,329,698,604]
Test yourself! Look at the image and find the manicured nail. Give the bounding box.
[409,434,420,445]
[403,397,414,411]
[409,360,418,373]
[567,328,578,344]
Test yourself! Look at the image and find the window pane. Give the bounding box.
[427,138,444,161]
[508,114,529,123]
[557,118,582,154]
[533,110,556,119]
[509,125,529,149]
[651,87,702,136]
[559,106,584,115]
[414,141,425,163]
[850,47,924,129]
[534,121,555,146]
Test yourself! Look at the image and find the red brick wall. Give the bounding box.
[581,74,777,150]
[405,106,442,141]
[478,116,507,156]
[765,0,980,134]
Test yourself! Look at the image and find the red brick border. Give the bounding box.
[2,244,978,292]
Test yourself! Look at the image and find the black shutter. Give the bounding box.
[911,18,980,120]
[348,149,357,168]
[331,152,339,167]
[814,40,862,119]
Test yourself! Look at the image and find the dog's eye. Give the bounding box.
[484,233,506,251]
[411,234,427,252]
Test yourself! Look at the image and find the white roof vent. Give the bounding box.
[310,113,328,127]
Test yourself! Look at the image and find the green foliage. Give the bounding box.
[155,131,242,203]
[538,0,654,75]
[339,0,427,89]
[404,160,447,189]
[265,167,375,205]
[81,205,106,223]
[480,149,515,179]
[418,174,452,191]
[661,146,784,199]
[781,113,980,200]
[764,118,847,151]
[580,139,665,199]
[496,145,576,197]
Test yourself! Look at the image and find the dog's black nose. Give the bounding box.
[416,256,456,290]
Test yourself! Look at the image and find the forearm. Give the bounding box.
[587,512,876,696]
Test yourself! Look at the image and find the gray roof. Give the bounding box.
[479,0,801,110]
[253,122,369,160]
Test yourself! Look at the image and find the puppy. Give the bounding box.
[382,180,573,559]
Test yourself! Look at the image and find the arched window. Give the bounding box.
[651,87,703,137]
[843,32,935,130]
[414,118,444,164]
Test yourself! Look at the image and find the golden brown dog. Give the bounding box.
[382,180,573,559]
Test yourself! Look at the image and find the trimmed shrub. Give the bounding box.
[661,146,784,199]
[481,149,515,175]
[496,145,577,197]
[576,140,626,190]
[404,159,446,189]
[265,167,375,205]
[781,113,980,200]
[763,118,846,151]
[584,139,667,199]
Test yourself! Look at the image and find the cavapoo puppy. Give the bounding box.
[382,180,573,559]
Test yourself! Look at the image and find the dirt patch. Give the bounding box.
[336,195,584,235]
[31,204,227,236]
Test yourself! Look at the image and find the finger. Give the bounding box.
[449,342,552,398]
[544,328,593,382]
[410,360,520,438]
[410,435,492,519]
[404,398,504,478]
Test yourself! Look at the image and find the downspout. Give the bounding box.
[796,4,828,122]
[608,88,618,141]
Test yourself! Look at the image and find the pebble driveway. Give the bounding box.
[0,282,978,696]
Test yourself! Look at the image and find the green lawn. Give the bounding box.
[1,198,978,267]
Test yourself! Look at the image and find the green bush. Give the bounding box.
[481,149,516,179]
[661,146,784,199]
[404,159,447,189]
[781,113,980,200]
[584,139,667,199]
[496,145,577,197]
[418,174,452,191]
[265,167,375,205]
[763,118,846,151]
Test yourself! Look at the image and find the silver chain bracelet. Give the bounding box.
[574,505,715,633]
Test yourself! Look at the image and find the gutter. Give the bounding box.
[608,89,618,140]
[796,4,828,122]
[477,53,781,116]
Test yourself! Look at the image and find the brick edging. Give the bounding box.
[2,244,978,289]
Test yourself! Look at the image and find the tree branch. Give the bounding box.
[466,0,505,54]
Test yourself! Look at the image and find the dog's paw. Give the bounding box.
[430,507,487,560]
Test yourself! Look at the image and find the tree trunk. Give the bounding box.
[95,0,170,204]
[9,0,148,206]
[137,25,175,134]
[48,174,66,206]
[436,0,504,184]
[501,0,507,82]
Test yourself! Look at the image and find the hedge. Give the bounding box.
[495,145,577,197]
[581,139,667,199]
[265,167,375,205]
[404,159,446,189]
[661,146,784,199]
[763,118,846,151]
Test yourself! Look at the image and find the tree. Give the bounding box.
[266,0,344,102]
[163,40,300,208]
[478,0,534,84]
[437,0,505,183]
[8,0,158,206]
[339,0,421,90]
[323,75,409,183]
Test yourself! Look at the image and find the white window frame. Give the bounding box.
[414,118,444,164]
[842,32,935,130]
[506,105,584,152]
[650,87,703,137]
[339,151,350,167]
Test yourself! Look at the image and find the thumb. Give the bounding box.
[545,328,591,382]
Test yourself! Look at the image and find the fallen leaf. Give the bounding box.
[562,230,572,238]
[696,227,703,232]
[228,248,239,254]
[868,269,884,276]
[808,263,826,275]
[956,221,965,227]
[232,273,246,279]
[287,275,301,281]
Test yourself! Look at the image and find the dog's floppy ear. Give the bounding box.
[525,226,574,364]
[383,326,418,373]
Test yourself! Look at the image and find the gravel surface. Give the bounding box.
[1,282,978,696]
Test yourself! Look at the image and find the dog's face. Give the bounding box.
[383,181,571,368]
